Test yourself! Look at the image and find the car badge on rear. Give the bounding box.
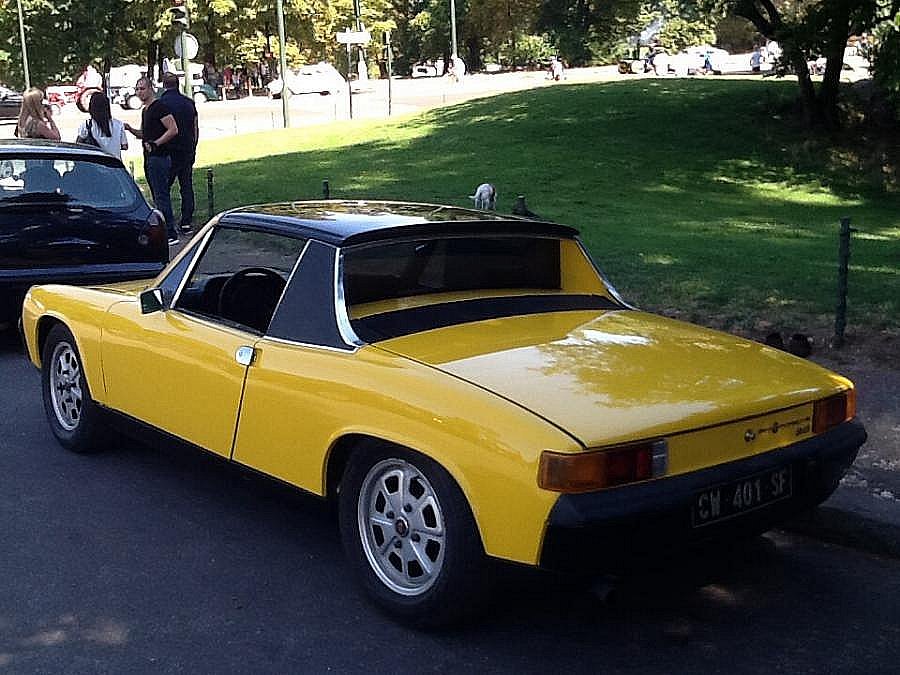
[745,415,811,442]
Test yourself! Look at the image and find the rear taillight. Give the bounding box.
[539,440,668,493]
[812,390,855,434]
[140,209,166,248]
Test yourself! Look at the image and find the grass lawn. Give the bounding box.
[186,78,900,343]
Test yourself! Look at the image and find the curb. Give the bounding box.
[781,479,900,559]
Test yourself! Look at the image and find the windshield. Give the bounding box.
[0,156,142,209]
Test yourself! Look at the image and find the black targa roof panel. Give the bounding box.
[219,200,580,247]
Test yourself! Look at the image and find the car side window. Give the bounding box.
[174,227,305,333]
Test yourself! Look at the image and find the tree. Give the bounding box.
[871,6,900,105]
[719,1,887,128]
[537,0,644,65]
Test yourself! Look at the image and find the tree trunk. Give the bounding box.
[820,53,844,130]
[819,3,853,131]
[206,9,217,67]
[466,37,482,72]
[791,54,818,126]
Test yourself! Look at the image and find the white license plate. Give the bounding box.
[692,466,792,528]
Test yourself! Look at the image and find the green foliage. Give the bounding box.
[871,12,900,106]
[713,14,756,52]
[537,0,644,65]
[656,16,717,51]
[496,33,555,67]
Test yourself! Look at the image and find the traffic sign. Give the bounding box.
[174,32,199,60]
[337,30,371,45]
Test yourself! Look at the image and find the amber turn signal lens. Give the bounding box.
[539,440,667,493]
[812,390,855,434]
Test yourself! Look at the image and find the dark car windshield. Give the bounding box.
[0,156,142,209]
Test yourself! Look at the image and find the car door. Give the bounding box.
[231,240,364,493]
[102,226,305,457]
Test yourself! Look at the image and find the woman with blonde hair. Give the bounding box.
[16,87,61,140]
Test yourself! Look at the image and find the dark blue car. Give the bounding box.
[0,140,168,322]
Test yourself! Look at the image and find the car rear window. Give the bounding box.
[342,235,561,306]
[0,156,141,208]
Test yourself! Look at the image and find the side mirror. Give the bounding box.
[139,288,164,314]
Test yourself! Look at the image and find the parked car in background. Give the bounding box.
[0,140,168,323]
[20,200,865,626]
[45,85,79,115]
[411,63,438,78]
[186,82,220,104]
[115,81,219,110]
[267,62,345,97]
[0,85,23,120]
[841,45,871,82]
[682,45,730,74]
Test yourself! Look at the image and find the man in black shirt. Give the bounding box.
[160,73,199,234]
[124,76,179,244]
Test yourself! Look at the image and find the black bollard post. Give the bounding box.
[833,216,854,347]
[323,179,330,200]
[512,195,539,219]
[207,168,215,220]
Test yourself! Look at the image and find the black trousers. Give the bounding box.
[169,149,196,229]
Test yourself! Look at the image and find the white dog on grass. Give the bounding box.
[469,183,496,210]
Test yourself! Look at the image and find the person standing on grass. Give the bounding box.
[124,76,180,245]
[75,92,128,160]
[160,73,199,234]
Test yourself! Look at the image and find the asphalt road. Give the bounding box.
[1,328,899,673]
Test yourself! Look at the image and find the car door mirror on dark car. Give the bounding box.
[140,288,165,314]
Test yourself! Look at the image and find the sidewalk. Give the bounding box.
[783,352,900,557]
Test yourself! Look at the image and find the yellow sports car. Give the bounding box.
[21,201,865,626]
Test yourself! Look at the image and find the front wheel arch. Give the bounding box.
[36,316,66,368]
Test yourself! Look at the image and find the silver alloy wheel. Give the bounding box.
[49,341,83,432]
[357,458,446,596]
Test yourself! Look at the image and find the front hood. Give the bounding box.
[375,309,850,446]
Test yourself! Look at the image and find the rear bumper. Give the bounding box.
[540,419,866,570]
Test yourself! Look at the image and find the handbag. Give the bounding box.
[80,121,100,147]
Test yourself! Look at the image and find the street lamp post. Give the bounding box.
[449,0,457,58]
[16,0,31,89]
[275,0,290,127]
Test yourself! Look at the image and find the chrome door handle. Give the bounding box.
[235,346,255,366]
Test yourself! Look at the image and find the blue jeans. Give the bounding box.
[145,154,176,238]
[169,150,195,229]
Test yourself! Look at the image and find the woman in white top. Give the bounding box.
[76,92,128,160]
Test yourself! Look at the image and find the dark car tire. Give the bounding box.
[339,444,489,627]
[41,324,107,453]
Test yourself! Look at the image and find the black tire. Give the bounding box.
[339,444,489,627]
[41,324,107,453]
